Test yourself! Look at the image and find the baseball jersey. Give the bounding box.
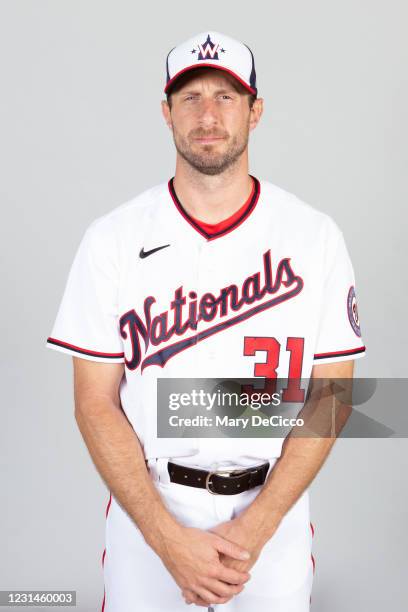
[46,176,366,461]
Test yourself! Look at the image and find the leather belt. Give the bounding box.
[167,461,270,495]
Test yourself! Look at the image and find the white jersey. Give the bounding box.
[46,176,366,461]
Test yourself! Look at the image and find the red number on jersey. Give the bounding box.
[243,336,305,403]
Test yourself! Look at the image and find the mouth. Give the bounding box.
[193,136,226,144]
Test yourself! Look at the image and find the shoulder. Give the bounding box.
[260,178,344,241]
[82,181,167,242]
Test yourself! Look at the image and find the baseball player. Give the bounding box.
[46,31,366,611]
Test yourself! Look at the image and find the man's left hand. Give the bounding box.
[182,515,273,606]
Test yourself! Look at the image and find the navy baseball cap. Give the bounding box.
[164,31,257,96]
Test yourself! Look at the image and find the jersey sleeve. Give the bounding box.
[45,217,125,363]
[313,221,366,365]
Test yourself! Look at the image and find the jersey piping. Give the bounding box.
[313,345,366,360]
[167,175,261,240]
[46,337,125,359]
[188,177,255,235]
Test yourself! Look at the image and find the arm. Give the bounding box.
[188,360,354,584]
[236,359,354,544]
[182,359,354,606]
[73,357,177,549]
[72,357,251,605]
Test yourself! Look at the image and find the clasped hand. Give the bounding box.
[158,516,267,608]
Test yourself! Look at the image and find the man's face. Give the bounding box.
[163,70,260,176]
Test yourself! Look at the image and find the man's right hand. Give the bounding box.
[153,525,252,606]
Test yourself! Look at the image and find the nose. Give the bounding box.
[196,98,220,128]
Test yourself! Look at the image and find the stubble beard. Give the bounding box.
[172,126,250,176]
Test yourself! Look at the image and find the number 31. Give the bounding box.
[243,336,305,402]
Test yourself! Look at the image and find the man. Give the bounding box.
[46,31,366,611]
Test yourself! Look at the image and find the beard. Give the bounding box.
[172,124,249,176]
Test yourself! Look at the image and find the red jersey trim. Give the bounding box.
[47,337,124,359]
[168,175,261,240]
[190,178,256,235]
[313,346,366,360]
[101,493,112,612]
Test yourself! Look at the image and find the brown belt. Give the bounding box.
[167,460,270,495]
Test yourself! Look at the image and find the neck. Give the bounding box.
[172,152,253,224]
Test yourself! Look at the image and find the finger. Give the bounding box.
[219,555,249,574]
[217,565,251,585]
[201,576,245,598]
[193,597,208,607]
[182,589,201,606]
[182,588,193,604]
[194,585,232,607]
[182,588,209,607]
[212,534,250,561]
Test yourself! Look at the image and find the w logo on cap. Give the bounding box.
[192,34,226,61]
[165,31,256,96]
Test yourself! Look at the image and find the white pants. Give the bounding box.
[102,458,315,611]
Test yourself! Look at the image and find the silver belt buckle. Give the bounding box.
[205,468,248,495]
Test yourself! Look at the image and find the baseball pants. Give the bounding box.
[102,458,315,611]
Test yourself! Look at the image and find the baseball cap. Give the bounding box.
[164,31,257,97]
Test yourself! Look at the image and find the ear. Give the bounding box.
[161,99,173,130]
[249,97,264,132]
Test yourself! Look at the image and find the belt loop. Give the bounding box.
[157,457,171,485]
[146,458,159,482]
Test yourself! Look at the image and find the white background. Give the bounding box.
[1,1,407,610]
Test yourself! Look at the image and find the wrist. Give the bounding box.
[237,504,282,545]
[143,512,184,555]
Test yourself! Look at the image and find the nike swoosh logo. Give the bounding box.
[139,244,170,259]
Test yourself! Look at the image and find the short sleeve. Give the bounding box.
[46,218,125,363]
[313,222,366,364]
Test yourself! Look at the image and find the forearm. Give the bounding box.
[238,371,354,544]
[239,434,335,544]
[74,398,181,553]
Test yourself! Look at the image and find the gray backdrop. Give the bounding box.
[1,1,407,610]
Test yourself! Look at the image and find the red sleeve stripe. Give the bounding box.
[314,346,366,360]
[47,337,124,359]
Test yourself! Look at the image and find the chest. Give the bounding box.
[117,232,324,377]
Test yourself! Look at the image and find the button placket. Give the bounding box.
[195,241,210,374]
[197,241,221,364]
